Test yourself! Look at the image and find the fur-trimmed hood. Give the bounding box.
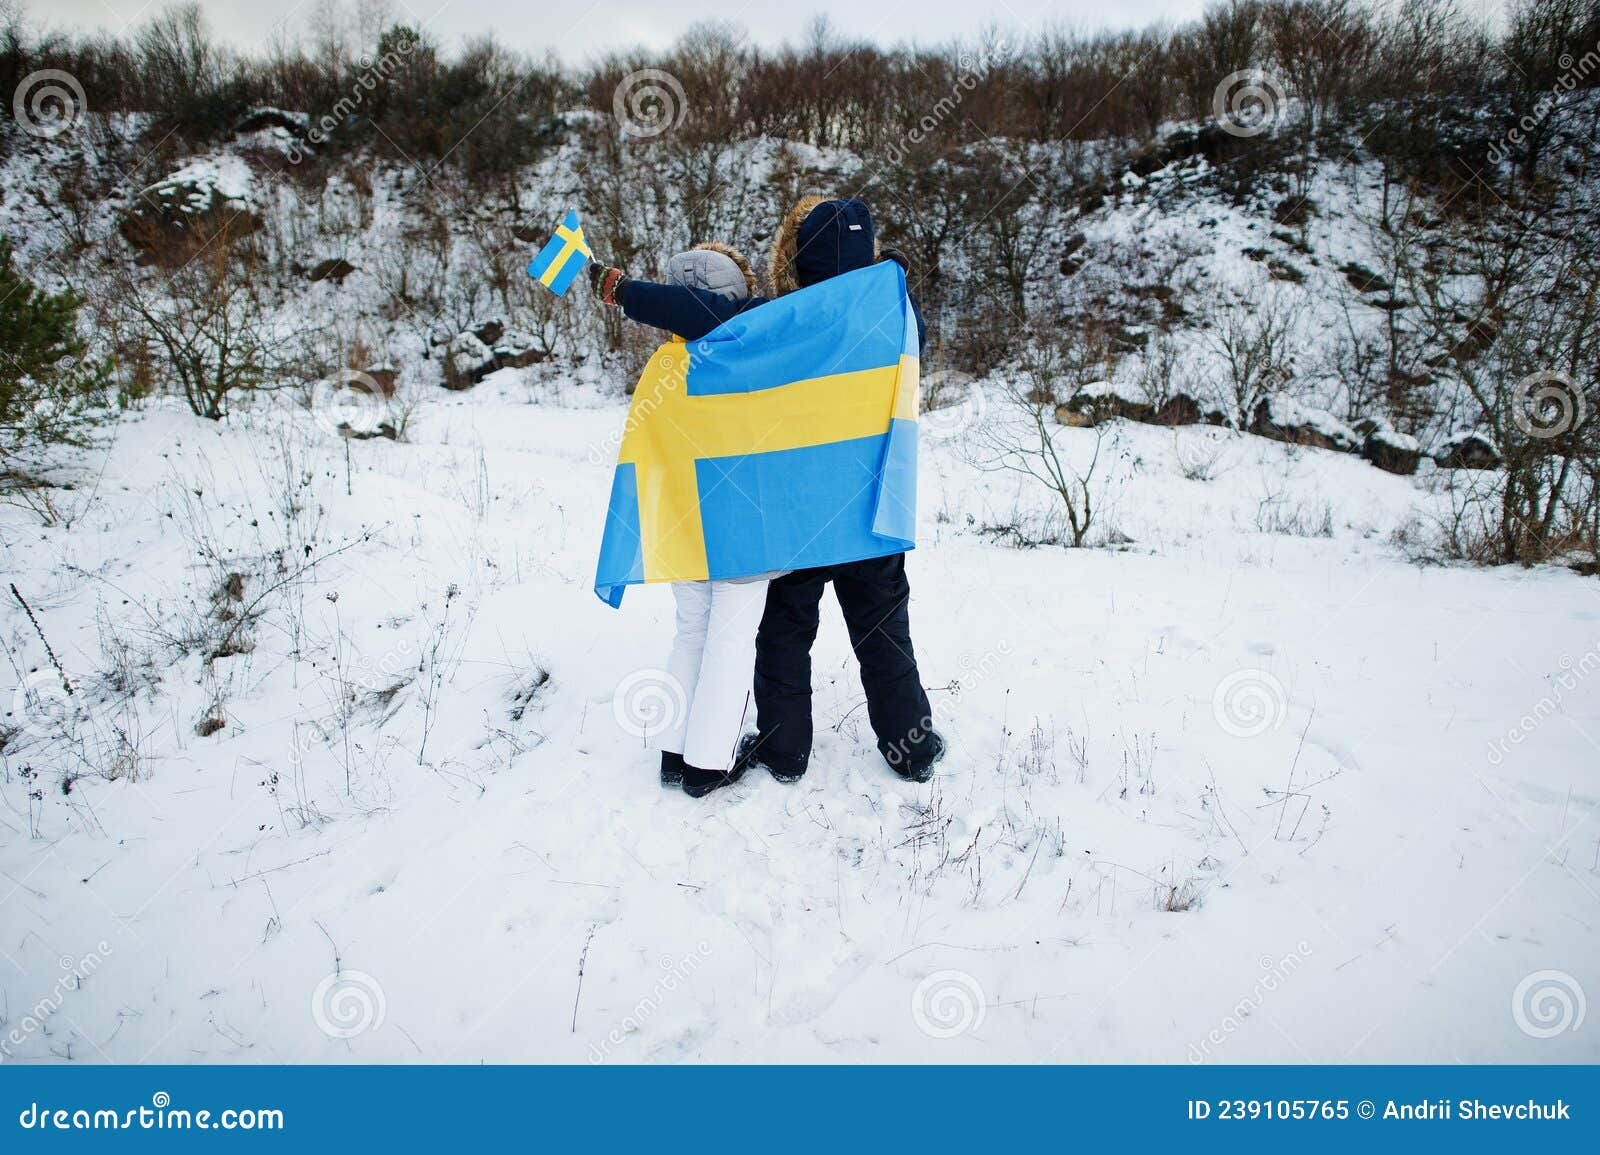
[768,197,879,296]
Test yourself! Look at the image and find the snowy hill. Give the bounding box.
[2,94,1598,1063]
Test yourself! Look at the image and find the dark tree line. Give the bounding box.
[3,1,1597,185]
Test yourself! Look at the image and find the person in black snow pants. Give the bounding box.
[746,197,943,783]
[587,198,945,784]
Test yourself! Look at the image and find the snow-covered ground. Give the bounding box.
[3,373,1596,1064]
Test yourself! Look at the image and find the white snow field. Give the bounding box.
[2,374,1597,1065]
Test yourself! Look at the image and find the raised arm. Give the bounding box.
[621,280,752,341]
[588,264,754,340]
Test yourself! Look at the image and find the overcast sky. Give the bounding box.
[28,0,1512,64]
[26,0,1246,63]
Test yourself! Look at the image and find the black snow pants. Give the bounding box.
[751,552,935,775]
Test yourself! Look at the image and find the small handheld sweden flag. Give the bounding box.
[526,209,592,296]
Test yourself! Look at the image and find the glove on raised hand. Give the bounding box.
[879,247,912,274]
[587,263,629,307]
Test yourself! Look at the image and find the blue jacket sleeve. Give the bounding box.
[619,280,758,341]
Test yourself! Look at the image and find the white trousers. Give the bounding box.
[660,578,770,771]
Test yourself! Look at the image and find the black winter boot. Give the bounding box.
[890,730,946,784]
[660,750,685,787]
[681,758,747,799]
[736,732,803,783]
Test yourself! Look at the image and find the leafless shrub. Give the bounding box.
[1395,191,1598,564]
[107,235,306,420]
[972,324,1114,548]
[1199,286,1304,427]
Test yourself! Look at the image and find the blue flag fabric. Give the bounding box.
[526,210,592,296]
[594,261,920,607]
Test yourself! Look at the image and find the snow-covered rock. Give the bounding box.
[1249,394,1360,453]
[1432,429,1501,470]
[307,257,357,282]
[1361,426,1423,476]
[493,330,546,370]
[121,155,260,265]
[444,332,497,390]
[232,107,310,138]
[1056,379,1217,428]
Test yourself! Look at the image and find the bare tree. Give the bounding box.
[108,238,304,420]
[973,324,1110,547]
[1265,0,1375,132]
[1199,286,1304,427]
[1397,190,1599,562]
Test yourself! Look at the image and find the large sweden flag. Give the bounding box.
[594,261,920,607]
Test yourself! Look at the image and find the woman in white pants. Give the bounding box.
[643,245,773,797]
[659,575,770,795]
